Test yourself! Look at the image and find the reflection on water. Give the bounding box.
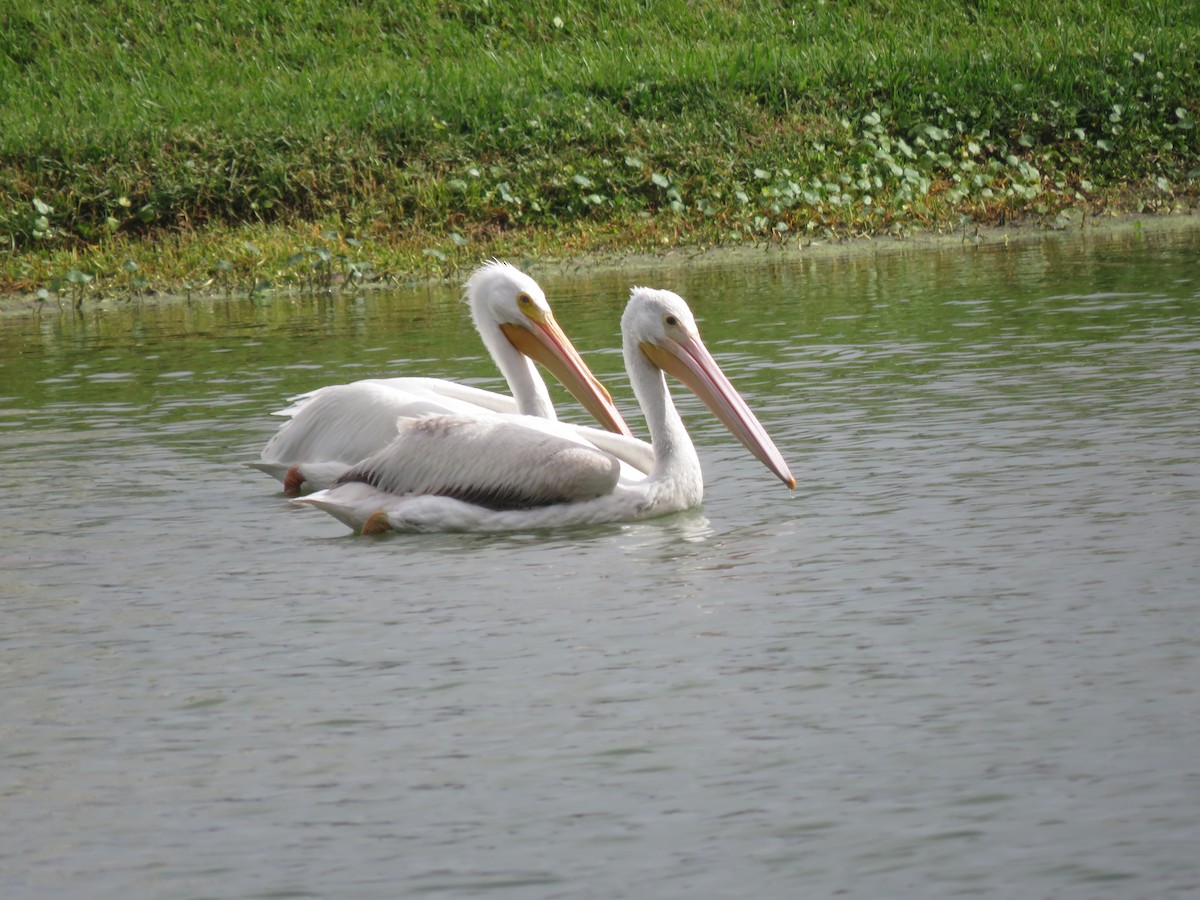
[2,221,1199,899]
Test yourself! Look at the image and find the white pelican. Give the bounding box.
[293,287,795,533]
[251,261,649,494]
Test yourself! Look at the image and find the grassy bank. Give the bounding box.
[2,0,1198,300]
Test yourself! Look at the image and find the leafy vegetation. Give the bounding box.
[2,0,1197,298]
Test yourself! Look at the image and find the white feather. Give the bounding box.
[335,415,620,504]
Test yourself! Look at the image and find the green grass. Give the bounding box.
[2,0,1198,297]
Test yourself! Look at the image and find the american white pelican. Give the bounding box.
[293,287,795,533]
[251,261,649,494]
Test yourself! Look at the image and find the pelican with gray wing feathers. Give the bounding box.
[250,261,649,494]
[293,287,795,533]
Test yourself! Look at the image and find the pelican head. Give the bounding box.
[466,261,631,436]
[624,287,796,490]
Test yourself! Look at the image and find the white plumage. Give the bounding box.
[293,287,795,533]
[249,260,640,493]
[334,415,621,507]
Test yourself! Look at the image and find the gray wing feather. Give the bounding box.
[335,416,621,511]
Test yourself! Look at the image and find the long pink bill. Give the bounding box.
[501,317,633,438]
[642,334,795,490]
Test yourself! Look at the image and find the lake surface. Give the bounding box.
[2,221,1199,899]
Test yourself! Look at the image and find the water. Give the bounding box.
[2,221,1199,899]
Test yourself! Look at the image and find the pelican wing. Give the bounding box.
[260,382,421,468]
[335,415,622,511]
[567,426,655,475]
[318,377,520,415]
[261,377,526,464]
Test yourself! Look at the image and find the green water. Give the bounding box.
[2,222,1198,899]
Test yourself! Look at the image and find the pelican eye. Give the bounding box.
[665,314,679,326]
[517,292,533,306]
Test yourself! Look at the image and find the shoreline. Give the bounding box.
[536,210,1200,277]
[4,210,1197,317]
